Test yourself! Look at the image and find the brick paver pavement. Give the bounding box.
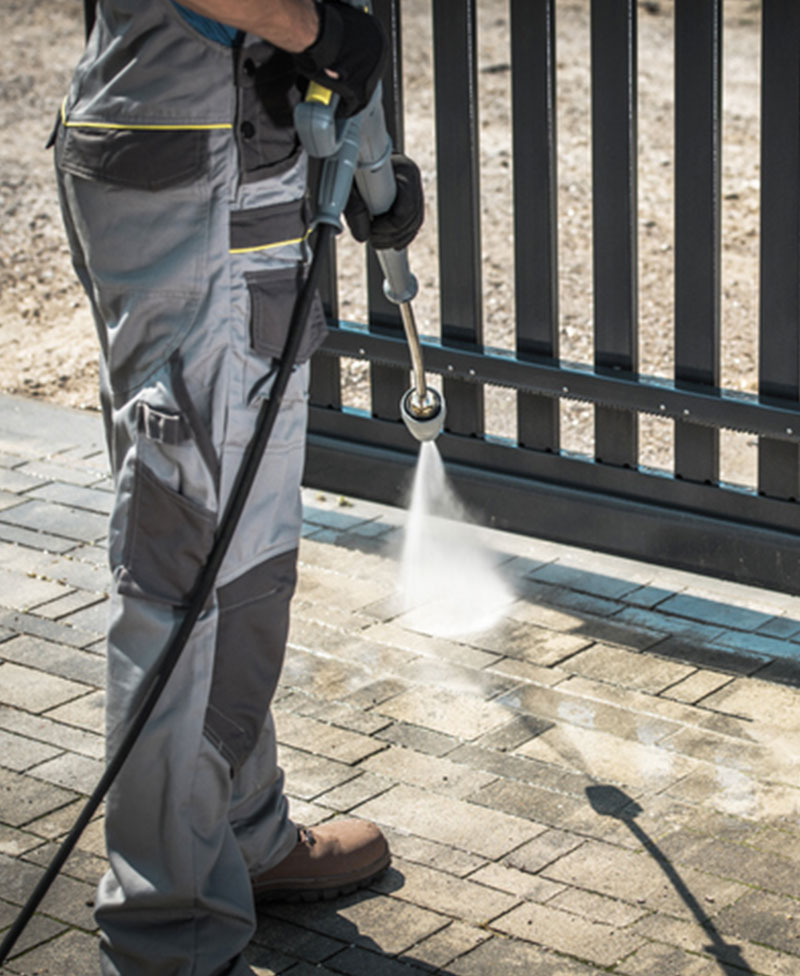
[0,393,799,975]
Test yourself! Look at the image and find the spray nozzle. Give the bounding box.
[400,386,445,442]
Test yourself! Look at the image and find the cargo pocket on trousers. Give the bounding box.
[118,458,216,608]
[55,124,212,399]
[246,264,327,364]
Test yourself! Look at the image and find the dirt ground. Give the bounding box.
[0,0,763,484]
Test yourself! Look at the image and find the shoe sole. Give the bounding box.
[253,852,391,904]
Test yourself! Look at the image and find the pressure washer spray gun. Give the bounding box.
[294,4,446,443]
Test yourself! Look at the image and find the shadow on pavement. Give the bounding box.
[251,866,462,974]
[586,785,756,976]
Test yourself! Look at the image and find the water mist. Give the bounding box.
[399,442,513,637]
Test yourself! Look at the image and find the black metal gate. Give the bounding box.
[308,0,800,595]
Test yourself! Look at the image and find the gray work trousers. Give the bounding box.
[54,114,323,975]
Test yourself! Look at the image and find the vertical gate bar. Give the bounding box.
[432,0,485,438]
[591,0,638,467]
[674,0,722,484]
[512,0,560,452]
[368,0,408,421]
[759,0,800,499]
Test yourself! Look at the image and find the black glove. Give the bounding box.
[294,0,389,119]
[344,154,424,251]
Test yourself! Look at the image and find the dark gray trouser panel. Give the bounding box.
[204,548,298,770]
[53,15,327,971]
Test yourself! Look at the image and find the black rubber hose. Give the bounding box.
[0,222,335,966]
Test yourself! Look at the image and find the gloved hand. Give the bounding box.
[344,153,425,251]
[293,0,388,119]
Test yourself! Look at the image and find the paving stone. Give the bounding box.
[316,771,393,813]
[665,765,800,821]
[380,827,486,879]
[0,706,104,759]
[374,721,459,757]
[503,829,586,875]
[23,841,107,886]
[0,909,67,966]
[465,862,566,902]
[0,610,100,649]
[354,785,540,860]
[56,599,109,636]
[273,710,386,765]
[390,656,518,702]
[491,900,646,968]
[278,745,360,800]
[0,636,105,687]
[542,839,748,920]
[552,674,702,725]
[27,752,104,796]
[301,700,393,736]
[0,568,67,614]
[318,945,427,976]
[657,593,776,632]
[622,583,679,608]
[0,549,109,593]
[360,746,497,800]
[628,912,797,976]
[374,686,511,740]
[44,690,105,735]
[447,934,605,975]
[449,743,594,797]
[497,681,683,746]
[712,629,800,665]
[402,920,489,971]
[486,657,569,688]
[251,914,345,965]
[242,943,295,976]
[0,662,89,713]
[15,460,103,488]
[560,642,695,693]
[0,500,108,545]
[752,657,800,687]
[374,857,519,926]
[26,482,114,516]
[516,723,698,792]
[613,941,726,976]
[339,679,409,710]
[660,832,800,901]
[0,825,43,858]
[263,888,448,957]
[529,563,641,600]
[0,467,41,493]
[521,581,624,619]
[472,714,553,752]
[661,669,735,704]
[0,730,61,773]
[758,613,800,640]
[0,521,79,553]
[547,886,649,927]
[1,927,98,976]
[700,676,800,729]
[33,591,108,623]
[362,621,502,671]
[614,605,725,643]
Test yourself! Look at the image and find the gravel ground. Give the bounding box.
[0,0,762,484]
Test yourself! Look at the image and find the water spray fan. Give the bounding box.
[295,2,445,443]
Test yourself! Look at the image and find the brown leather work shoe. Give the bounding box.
[251,819,390,903]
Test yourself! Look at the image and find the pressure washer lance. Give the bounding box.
[296,27,445,442]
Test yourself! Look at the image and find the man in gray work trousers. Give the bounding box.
[53,1,423,972]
